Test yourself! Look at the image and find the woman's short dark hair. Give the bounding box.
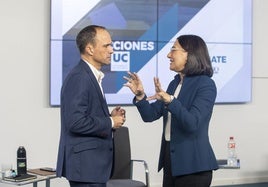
[76,25,106,54]
[178,35,213,77]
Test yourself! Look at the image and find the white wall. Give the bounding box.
[0,0,268,187]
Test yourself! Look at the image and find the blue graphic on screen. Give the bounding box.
[50,0,252,106]
[62,0,208,94]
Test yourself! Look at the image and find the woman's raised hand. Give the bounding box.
[123,72,145,100]
[147,77,171,103]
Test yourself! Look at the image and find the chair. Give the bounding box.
[107,126,150,187]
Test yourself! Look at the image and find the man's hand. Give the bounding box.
[111,106,125,117]
[111,106,126,128]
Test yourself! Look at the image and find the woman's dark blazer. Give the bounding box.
[134,74,219,176]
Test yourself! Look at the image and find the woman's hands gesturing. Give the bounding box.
[147,77,172,104]
[123,72,145,101]
[124,72,172,104]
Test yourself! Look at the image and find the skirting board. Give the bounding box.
[211,176,268,186]
[149,177,268,187]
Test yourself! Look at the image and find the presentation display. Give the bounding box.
[50,0,252,106]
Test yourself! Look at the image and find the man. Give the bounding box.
[56,25,126,187]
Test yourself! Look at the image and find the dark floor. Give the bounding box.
[214,183,268,187]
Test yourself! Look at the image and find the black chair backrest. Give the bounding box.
[111,126,131,179]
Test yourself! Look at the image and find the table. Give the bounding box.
[0,173,57,187]
[217,159,240,169]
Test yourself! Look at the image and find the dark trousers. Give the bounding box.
[69,181,106,187]
[163,141,212,187]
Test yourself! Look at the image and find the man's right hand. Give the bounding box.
[112,115,125,129]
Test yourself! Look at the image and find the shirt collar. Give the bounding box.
[83,60,104,83]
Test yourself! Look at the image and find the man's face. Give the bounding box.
[90,29,114,68]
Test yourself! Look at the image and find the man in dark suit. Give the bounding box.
[56,25,126,187]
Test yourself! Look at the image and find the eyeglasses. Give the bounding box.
[170,47,186,52]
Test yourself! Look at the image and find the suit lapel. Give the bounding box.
[80,60,110,115]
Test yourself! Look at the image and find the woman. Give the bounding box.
[124,35,219,187]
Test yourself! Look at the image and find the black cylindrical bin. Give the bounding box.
[17,146,27,176]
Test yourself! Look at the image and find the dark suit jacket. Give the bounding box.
[134,74,219,176]
[56,60,113,183]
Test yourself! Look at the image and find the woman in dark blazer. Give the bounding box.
[124,35,219,187]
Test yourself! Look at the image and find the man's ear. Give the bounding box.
[86,45,94,55]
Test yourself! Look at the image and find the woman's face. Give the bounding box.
[167,40,188,73]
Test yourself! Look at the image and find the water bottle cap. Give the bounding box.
[17,146,26,157]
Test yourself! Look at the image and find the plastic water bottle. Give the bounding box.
[227,137,237,166]
[17,146,27,175]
